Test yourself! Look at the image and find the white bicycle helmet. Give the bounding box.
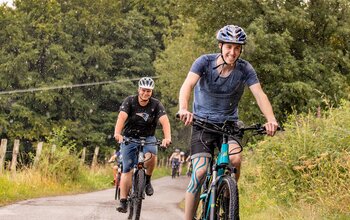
[138,77,155,89]
[216,25,247,45]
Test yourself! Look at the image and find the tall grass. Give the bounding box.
[0,127,112,206]
[0,166,111,206]
[240,100,350,219]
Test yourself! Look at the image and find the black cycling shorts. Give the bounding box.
[190,124,242,159]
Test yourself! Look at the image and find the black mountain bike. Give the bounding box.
[186,117,281,220]
[122,137,161,220]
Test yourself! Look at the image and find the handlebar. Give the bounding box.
[176,113,282,137]
[122,137,165,148]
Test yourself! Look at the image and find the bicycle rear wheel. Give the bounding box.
[215,175,239,220]
[172,167,177,178]
[132,169,145,220]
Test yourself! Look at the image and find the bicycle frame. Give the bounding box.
[131,140,147,199]
[198,133,234,220]
[189,117,281,220]
[123,137,161,220]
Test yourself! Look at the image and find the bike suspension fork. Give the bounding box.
[209,165,218,220]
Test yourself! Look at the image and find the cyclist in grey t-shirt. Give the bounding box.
[177,25,279,220]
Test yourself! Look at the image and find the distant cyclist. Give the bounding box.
[108,150,122,184]
[169,148,181,177]
[114,77,172,213]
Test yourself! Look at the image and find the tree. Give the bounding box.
[0,0,175,153]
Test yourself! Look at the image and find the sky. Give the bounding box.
[0,0,14,7]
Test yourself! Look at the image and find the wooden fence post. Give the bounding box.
[33,142,43,167]
[10,139,20,173]
[0,139,8,175]
[80,147,86,165]
[91,146,99,168]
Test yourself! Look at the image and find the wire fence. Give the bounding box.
[0,138,170,175]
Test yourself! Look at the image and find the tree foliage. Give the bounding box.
[160,0,350,124]
[0,0,350,155]
[0,0,179,152]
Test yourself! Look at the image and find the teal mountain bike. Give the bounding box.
[188,117,281,220]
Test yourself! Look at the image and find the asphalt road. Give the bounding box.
[0,175,189,220]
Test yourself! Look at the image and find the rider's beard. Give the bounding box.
[139,95,150,103]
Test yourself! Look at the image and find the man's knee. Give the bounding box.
[145,152,156,161]
[229,155,241,167]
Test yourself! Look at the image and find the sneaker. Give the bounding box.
[145,182,154,196]
[116,199,128,213]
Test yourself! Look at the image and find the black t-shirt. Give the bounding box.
[119,95,166,137]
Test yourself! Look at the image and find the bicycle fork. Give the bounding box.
[209,140,230,219]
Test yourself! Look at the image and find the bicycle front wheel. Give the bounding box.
[115,172,121,200]
[215,175,239,220]
[132,169,145,220]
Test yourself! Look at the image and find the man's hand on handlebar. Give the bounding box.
[264,120,279,136]
[114,133,124,143]
[162,138,172,148]
[177,109,193,126]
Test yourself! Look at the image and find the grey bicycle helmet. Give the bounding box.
[138,77,155,89]
[216,25,247,45]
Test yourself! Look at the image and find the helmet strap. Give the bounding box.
[213,43,228,82]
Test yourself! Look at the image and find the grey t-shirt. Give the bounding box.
[190,54,259,123]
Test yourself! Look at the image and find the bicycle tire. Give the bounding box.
[214,175,239,220]
[172,167,177,178]
[132,169,145,220]
[115,172,122,200]
[128,197,133,220]
[115,184,119,200]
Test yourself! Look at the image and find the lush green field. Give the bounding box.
[239,101,350,219]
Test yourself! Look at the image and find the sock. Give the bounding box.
[146,174,151,184]
[120,198,127,203]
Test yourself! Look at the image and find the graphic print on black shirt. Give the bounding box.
[119,95,166,138]
[135,112,150,121]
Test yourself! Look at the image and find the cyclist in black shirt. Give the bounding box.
[115,77,172,213]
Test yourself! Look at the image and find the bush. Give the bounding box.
[256,100,350,214]
[35,127,82,182]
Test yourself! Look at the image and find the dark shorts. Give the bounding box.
[190,124,242,159]
[120,136,158,173]
[171,159,180,168]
